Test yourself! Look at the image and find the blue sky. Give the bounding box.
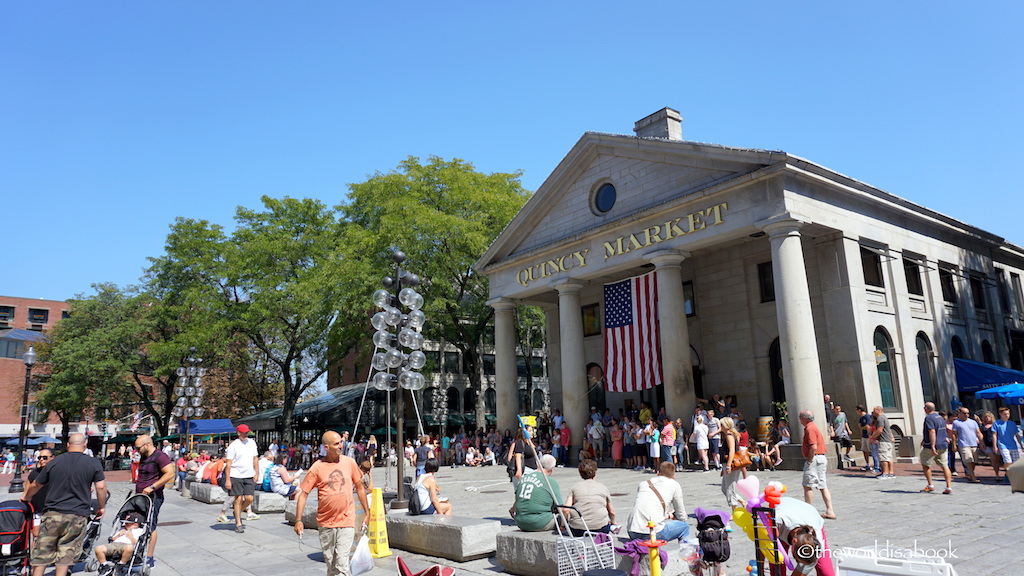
[3,2,1022,301]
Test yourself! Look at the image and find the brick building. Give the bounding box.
[0,296,69,437]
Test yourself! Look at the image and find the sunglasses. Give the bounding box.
[37,456,50,460]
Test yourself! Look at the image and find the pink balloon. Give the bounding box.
[736,475,760,501]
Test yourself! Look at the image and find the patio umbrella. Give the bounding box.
[4,437,40,446]
[31,435,61,443]
[975,383,1024,404]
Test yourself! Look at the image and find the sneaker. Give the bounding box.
[922,485,935,492]
[942,488,952,495]
[146,557,155,568]
[235,524,245,533]
[215,514,229,523]
[247,513,260,520]
[952,471,958,477]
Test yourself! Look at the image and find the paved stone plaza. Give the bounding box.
[14,461,1017,576]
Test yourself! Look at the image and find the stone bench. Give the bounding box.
[189,482,228,504]
[496,530,630,576]
[285,499,321,529]
[252,491,289,514]
[180,478,196,497]
[385,514,500,562]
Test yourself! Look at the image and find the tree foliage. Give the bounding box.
[338,156,532,425]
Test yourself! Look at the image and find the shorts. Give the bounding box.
[877,441,894,462]
[860,438,872,453]
[32,511,88,567]
[102,541,134,559]
[150,494,164,527]
[958,446,978,465]
[999,448,1021,464]
[229,477,256,497]
[837,436,853,449]
[802,454,828,490]
[919,448,948,468]
[276,485,297,497]
[709,438,720,455]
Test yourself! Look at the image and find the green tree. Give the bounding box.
[148,196,347,443]
[339,156,532,427]
[514,304,546,413]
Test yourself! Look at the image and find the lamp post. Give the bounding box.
[9,346,36,493]
[369,250,426,508]
[173,349,206,453]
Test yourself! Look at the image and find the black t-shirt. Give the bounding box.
[858,414,871,438]
[514,439,538,471]
[28,467,50,514]
[414,445,432,466]
[36,452,105,517]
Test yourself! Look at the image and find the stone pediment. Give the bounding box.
[477,132,779,271]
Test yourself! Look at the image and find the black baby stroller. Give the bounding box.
[85,493,154,576]
[694,507,731,576]
[0,501,32,576]
[77,502,106,568]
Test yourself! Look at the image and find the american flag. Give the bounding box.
[603,271,662,392]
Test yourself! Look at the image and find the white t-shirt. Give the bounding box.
[226,437,259,479]
[113,527,145,545]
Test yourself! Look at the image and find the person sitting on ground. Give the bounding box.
[269,453,301,500]
[563,459,615,536]
[626,461,690,542]
[482,447,496,466]
[95,512,144,570]
[514,454,562,531]
[412,459,452,515]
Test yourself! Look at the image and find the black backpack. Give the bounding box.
[697,514,730,563]
[407,483,422,516]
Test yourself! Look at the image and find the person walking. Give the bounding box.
[951,407,983,483]
[294,431,369,576]
[224,424,260,534]
[134,434,176,568]
[919,402,953,494]
[799,410,836,520]
[22,434,106,576]
[27,448,53,538]
[870,406,895,478]
[829,405,854,465]
[719,417,743,508]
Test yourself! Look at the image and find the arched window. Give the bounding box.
[951,336,966,359]
[463,388,477,413]
[916,333,938,405]
[484,388,496,413]
[982,340,995,364]
[532,389,545,413]
[874,327,900,409]
[446,387,460,412]
[769,338,785,408]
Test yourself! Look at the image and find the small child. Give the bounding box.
[95,512,144,570]
[749,442,766,472]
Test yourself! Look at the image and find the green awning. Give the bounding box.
[104,434,140,444]
[370,427,398,436]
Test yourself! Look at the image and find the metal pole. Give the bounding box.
[394,387,407,507]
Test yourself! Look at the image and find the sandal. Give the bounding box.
[820,513,837,520]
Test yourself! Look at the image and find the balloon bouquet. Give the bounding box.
[730,475,795,573]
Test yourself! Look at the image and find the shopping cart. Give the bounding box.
[554,505,616,576]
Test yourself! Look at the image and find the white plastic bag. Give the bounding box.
[350,534,374,576]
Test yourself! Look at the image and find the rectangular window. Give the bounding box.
[969,273,987,313]
[443,351,460,374]
[531,356,544,377]
[903,258,924,296]
[996,269,1011,313]
[861,247,885,288]
[61,310,71,320]
[0,340,25,359]
[939,266,958,303]
[581,303,601,337]
[0,306,13,322]
[482,354,496,376]
[1012,273,1024,315]
[516,357,527,378]
[683,281,696,317]
[758,262,775,302]
[28,308,48,324]
[423,351,440,374]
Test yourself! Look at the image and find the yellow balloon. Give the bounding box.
[732,509,755,540]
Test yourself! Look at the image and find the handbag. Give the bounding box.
[731,446,752,469]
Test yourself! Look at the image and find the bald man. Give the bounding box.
[135,434,175,567]
[22,433,106,576]
[294,431,369,576]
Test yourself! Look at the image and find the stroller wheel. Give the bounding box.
[84,557,100,573]
[140,566,152,576]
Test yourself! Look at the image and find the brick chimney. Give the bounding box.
[633,107,683,140]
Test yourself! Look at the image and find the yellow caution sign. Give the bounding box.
[367,487,391,558]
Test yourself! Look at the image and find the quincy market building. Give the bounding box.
[477,108,1024,448]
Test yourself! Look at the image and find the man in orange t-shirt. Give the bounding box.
[799,410,836,520]
[294,431,369,576]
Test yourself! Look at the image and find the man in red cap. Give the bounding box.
[224,424,260,533]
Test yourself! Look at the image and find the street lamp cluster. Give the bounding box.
[8,346,36,493]
[368,249,426,507]
[174,350,206,450]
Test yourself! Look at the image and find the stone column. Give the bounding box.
[490,299,519,433]
[555,280,588,461]
[647,249,695,419]
[761,216,826,441]
[542,304,563,416]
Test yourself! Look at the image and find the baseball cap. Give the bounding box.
[124,512,143,524]
[237,424,251,433]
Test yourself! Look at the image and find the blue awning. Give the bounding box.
[177,419,237,435]
[954,359,1024,393]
